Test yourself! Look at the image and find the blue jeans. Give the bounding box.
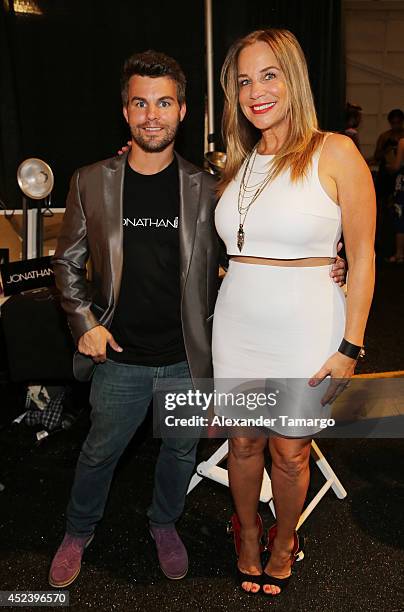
[66,359,198,537]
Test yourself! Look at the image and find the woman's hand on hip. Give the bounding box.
[308,352,356,405]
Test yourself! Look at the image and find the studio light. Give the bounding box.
[17,158,54,259]
[205,151,227,176]
[17,158,53,200]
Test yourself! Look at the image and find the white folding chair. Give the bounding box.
[187,439,346,530]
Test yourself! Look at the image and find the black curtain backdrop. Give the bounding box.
[0,0,344,210]
[0,3,22,211]
[0,0,205,209]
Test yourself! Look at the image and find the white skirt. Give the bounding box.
[212,260,346,436]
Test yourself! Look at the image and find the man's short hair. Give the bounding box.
[387,108,404,123]
[121,50,186,106]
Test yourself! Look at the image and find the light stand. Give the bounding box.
[17,158,54,260]
[204,0,227,171]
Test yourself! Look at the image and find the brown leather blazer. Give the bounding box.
[52,152,220,382]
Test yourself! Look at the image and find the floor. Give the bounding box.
[0,261,403,612]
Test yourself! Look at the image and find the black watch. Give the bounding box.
[338,339,365,360]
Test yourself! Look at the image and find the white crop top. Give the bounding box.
[215,135,341,258]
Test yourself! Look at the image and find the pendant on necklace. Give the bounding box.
[237,224,245,252]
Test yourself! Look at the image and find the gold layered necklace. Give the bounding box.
[237,145,276,252]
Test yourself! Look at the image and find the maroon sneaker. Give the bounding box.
[48,533,94,588]
[149,525,188,580]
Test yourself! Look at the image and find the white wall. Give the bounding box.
[344,0,404,159]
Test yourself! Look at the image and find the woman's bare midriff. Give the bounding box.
[230,256,335,267]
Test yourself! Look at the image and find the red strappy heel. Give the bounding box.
[262,523,304,595]
[266,523,305,560]
[228,513,266,594]
[227,512,266,555]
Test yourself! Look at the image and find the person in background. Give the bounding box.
[373,109,404,259]
[343,102,362,151]
[386,135,404,262]
[374,108,404,170]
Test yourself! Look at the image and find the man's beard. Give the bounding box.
[130,121,179,153]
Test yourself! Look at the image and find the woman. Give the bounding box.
[212,28,375,596]
[386,136,404,262]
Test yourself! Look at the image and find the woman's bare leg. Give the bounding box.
[263,436,312,595]
[228,435,267,593]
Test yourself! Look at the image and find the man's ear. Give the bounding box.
[180,102,187,123]
[123,106,129,124]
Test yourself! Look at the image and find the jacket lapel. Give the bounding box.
[102,152,127,305]
[101,151,201,306]
[176,153,202,296]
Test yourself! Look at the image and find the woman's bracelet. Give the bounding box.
[338,339,365,360]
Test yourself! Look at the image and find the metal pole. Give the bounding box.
[36,200,43,257]
[22,196,28,260]
[205,0,215,152]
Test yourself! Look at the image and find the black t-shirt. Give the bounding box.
[107,157,186,366]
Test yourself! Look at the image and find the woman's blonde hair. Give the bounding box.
[218,28,325,195]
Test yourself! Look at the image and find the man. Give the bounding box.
[373,109,404,259]
[373,108,404,167]
[49,50,345,588]
[49,50,219,587]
